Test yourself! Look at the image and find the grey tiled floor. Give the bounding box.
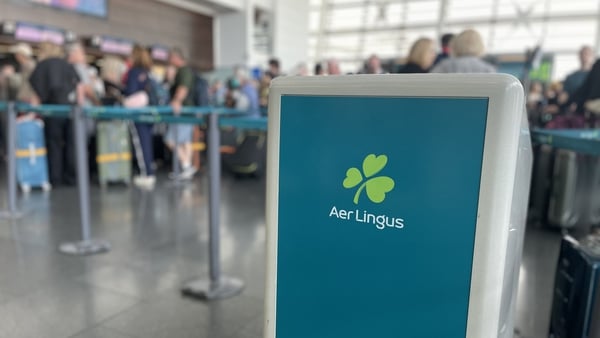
[0,172,562,338]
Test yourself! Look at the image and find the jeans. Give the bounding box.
[134,123,154,176]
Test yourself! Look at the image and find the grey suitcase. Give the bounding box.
[588,156,600,228]
[548,150,585,229]
[96,121,132,186]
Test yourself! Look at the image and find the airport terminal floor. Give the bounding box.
[0,167,562,338]
[0,171,266,338]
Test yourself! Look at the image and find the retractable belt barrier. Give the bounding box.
[0,101,267,301]
[532,128,600,156]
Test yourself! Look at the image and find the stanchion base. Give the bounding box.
[181,276,244,300]
[59,240,111,256]
[0,210,24,220]
[164,179,185,189]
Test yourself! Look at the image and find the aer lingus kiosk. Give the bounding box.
[265,74,532,338]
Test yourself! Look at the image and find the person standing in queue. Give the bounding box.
[29,42,80,187]
[9,43,37,105]
[365,54,385,74]
[433,33,454,66]
[124,45,156,189]
[66,42,100,107]
[267,58,281,78]
[397,38,436,74]
[430,29,495,74]
[326,59,342,75]
[164,47,196,180]
[563,46,595,99]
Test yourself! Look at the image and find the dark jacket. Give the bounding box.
[101,80,123,106]
[397,62,428,74]
[124,66,149,97]
[572,59,600,111]
[29,58,79,105]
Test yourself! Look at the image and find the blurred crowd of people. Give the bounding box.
[1,27,600,190]
[0,41,218,189]
[298,28,600,130]
[526,45,600,129]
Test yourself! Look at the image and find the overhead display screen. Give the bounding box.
[30,0,108,18]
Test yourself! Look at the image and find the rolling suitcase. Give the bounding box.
[16,119,50,192]
[548,149,587,229]
[588,156,600,228]
[591,284,600,338]
[549,235,600,338]
[529,144,555,225]
[222,130,266,178]
[96,121,131,186]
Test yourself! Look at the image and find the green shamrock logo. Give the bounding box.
[343,154,395,204]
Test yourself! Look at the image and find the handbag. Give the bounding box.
[123,91,149,108]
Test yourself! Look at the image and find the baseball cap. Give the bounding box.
[9,43,33,57]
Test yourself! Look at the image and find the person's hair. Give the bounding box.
[269,58,280,69]
[38,41,64,60]
[407,38,434,69]
[580,45,592,52]
[451,29,485,57]
[131,45,152,70]
[579,45,593,58]
[441,33,454,47]
[550,81,563,93]
[170,47,186,61]
[100,57,125,82]
[65,42,84,57]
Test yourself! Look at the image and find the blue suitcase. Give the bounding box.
[16,119,51,192]
[549,235,600,338]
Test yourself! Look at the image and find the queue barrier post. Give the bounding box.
[182,110,245,300]
[163,118,184,188]
[58,105,110,255]
[6,103,252,291]
[0,102,23,219]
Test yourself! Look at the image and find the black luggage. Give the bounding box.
[529,144,555,225]
[549,235,600,338]
[588,156,600,228]
[222,130,266,178]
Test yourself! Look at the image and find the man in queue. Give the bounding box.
[164,47,197,180]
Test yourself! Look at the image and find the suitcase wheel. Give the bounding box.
[42,183,52,192]
[20,184,31,193]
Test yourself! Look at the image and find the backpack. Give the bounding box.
[145,75,169,106]
[193,73,210,106]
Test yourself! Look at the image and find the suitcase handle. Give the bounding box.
[28,143,36,165]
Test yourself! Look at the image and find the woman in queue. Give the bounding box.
[124,45,156,189]
[396,37,437,73]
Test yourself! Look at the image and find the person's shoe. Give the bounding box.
[134,175,156,189]
[179,166,197,180]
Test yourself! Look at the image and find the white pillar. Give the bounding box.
[213,0,308,72]
[214,8,251,68]
[272,0,310,73]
